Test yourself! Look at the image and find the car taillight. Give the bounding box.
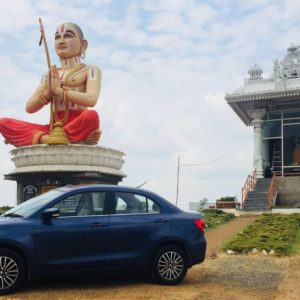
[194,219,205,234]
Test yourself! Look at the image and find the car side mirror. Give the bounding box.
[42,208,60,220]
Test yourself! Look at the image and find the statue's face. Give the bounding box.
[55,23,82,59]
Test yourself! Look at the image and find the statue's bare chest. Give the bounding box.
[59,68,87,88]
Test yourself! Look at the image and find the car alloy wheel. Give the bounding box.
[0,256,19,290]
[151,245,188,285]
[158,251,184,281]
[0,249,25,295]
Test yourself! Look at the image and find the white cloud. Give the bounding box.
[0,1,36,33]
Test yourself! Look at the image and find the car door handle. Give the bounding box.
[90,222,107,229]
[154,219,169,224]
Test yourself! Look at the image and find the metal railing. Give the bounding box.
[268,173,278,208]
[241,169,257,207]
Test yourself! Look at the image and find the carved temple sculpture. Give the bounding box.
[0,21,101,146]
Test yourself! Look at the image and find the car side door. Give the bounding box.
[107,191,171,269]
[33,190,110,274]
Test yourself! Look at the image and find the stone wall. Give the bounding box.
[276,177,300,207]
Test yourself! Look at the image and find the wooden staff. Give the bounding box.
[39,18,51,68]
[38,18,54,132]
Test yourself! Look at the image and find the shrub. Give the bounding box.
[202,209,236,229]
[218,196,236,202]
[222,213,300,256]
[0,206,13,214]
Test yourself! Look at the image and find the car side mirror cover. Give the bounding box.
[42,208,60,220]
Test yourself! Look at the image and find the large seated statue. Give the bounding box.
[0,22,101,146]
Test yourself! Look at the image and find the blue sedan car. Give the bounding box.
[0,185,206,294]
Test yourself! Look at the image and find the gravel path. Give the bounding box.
[274,256,300,300]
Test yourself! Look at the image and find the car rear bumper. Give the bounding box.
[188,238,206,267]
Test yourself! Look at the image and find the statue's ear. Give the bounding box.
[81,39,88,51]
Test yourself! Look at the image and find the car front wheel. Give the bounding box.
[0,249,26,295]
[151,245,188,285]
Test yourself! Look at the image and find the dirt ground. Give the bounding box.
[2,214,299,300]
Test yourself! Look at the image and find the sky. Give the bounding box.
[0,0,299,210]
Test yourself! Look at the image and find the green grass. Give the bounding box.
[202,209,236,230]
[290,226,300,255]
[222,213,300,256]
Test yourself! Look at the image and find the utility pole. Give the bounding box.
[176,156,180,206]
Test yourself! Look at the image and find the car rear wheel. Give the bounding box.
[151,245,188,285]
[0,249,26,295]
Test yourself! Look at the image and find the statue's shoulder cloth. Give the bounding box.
[86,65,101,79]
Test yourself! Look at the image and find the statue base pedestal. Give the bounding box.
[5,144,126,204]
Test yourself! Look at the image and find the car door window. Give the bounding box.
[115,197,127,213]
[53,191,107,217]
[114,192,161,214]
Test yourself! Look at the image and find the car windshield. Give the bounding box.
[3,190,64,218]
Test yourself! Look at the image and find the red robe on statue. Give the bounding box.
[0,109,99,147]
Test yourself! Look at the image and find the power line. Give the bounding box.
[181,155,226,167]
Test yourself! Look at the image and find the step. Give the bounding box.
[243,208,270,211]
[248,193,268,196]
[255,184,271,188]
[250,190,269,194]
[243,202,269,205]
[243,204,269,208]
[244,203,269,206]
[246,200,269,204]
[257,178,272,181]
[246,198,269,202]
[244,206,269,209]
[246,195,268,198]
[244,203,269,207]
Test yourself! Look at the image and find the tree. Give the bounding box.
[198,197,209,210]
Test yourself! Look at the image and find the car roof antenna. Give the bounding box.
[136,181,148,188]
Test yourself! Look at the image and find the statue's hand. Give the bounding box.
[50,65,62,97]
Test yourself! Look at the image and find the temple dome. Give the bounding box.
[276,44,300,78]
[248,63,263,80]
